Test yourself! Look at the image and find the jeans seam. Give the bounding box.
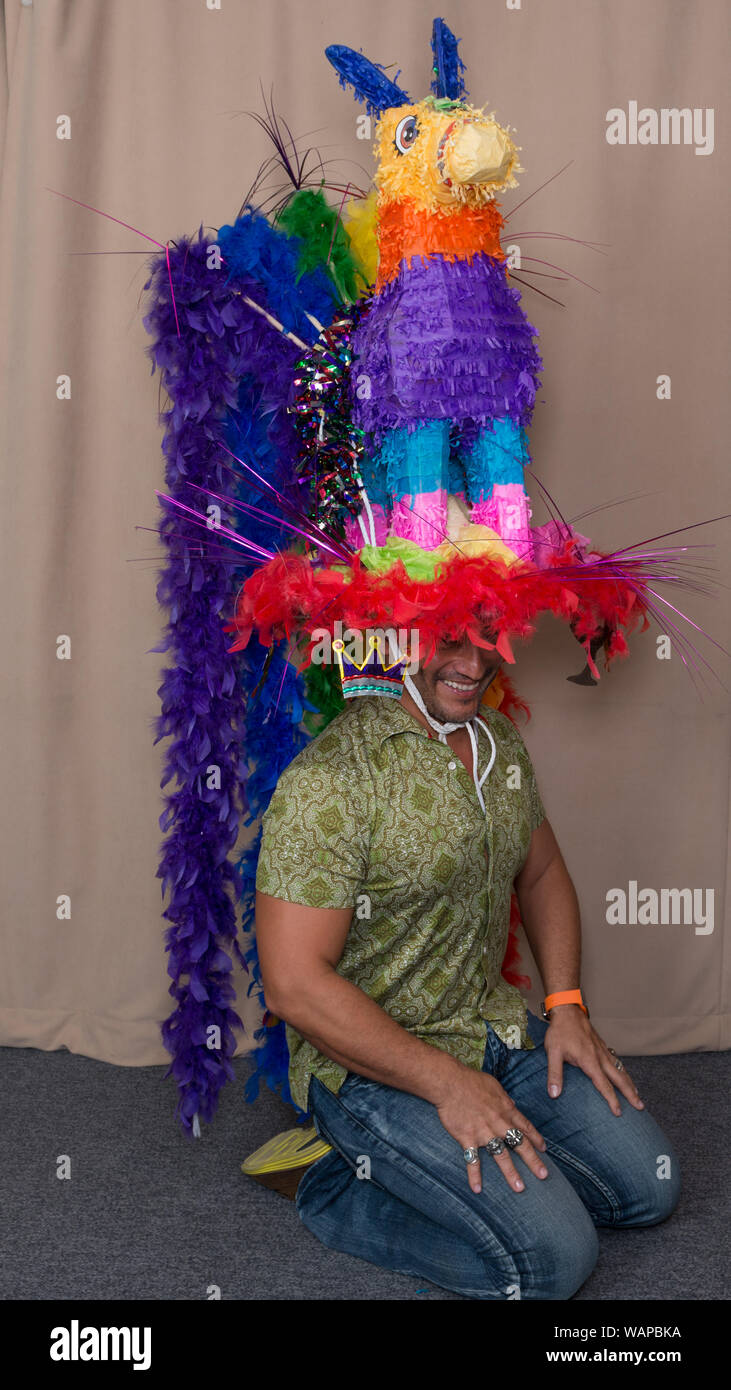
[545,1139,623,1221]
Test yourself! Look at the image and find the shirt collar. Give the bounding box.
[367,694,495,747]
[364,695,430,746]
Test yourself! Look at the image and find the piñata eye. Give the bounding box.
[394,115,419,154]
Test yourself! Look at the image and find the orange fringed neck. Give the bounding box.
[376,199,507,291]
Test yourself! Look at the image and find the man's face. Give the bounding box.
[409,629,502,723]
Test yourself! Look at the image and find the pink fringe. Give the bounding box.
[389,488,449,550]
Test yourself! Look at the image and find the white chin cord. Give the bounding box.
[403,671,497,815]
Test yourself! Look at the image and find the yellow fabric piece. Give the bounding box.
[342,190,379,290]
[433,520,524,569]
[241,1126,331,1175]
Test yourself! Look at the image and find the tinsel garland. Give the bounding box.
[289,307,369,534]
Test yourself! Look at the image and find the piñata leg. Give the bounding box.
[464,417,533,560]
[378,421,451,550]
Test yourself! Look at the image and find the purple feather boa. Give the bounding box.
[142,225,304,1137]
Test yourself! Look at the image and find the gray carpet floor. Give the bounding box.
[2,1045,727,1301]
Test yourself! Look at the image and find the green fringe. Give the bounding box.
[275,187,366,302]
[358,534,442,581]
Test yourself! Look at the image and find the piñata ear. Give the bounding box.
[325,44,412,118]
[431,17,468,100]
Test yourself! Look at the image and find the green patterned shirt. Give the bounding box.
[256,696,546,1113]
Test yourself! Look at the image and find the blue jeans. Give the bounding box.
[295,1010,681,1300]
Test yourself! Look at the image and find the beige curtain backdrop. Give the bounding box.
[0,0,728,1077]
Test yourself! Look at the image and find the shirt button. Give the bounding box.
[447,760,457,770]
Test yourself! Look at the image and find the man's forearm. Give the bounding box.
[515,849,582,996]
[271,967,461,1106]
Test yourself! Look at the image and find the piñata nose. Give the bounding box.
[446,122,513,186]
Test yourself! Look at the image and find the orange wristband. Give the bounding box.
[543,989,588,1015]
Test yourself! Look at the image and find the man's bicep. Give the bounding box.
[255,890,353,1011]
[514,817,559,893]
[502,714,547,831]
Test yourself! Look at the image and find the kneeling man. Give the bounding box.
[254,631,680,1300]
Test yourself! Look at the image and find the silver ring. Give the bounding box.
[614,1060,625,1072]
[503,1128,524,1150]
[484,1137,505,1156]
[463,1146,479,1164]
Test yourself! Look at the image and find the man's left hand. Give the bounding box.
[544,1005,645,1114]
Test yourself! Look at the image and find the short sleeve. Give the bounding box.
[498,713,546,832]
[255,757,369,909]
[526,757,546,832]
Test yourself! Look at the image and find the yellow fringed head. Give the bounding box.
[326,28,523,217]
[372,95,523,214]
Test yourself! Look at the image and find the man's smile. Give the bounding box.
[438,676,480,696]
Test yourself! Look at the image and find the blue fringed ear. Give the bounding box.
[431,17,468,100]
[325,44,411,118]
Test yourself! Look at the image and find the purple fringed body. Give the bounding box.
[351,251,542,442]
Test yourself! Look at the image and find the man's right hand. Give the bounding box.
[435,1066,549,1194]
